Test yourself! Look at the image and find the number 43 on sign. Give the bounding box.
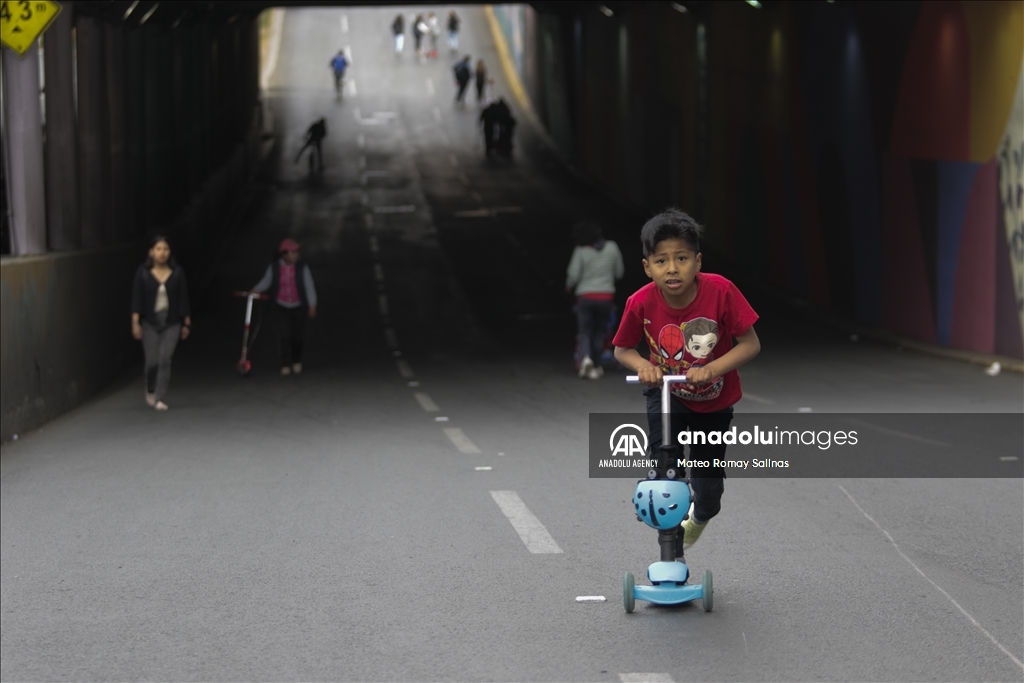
[1,0,62,56]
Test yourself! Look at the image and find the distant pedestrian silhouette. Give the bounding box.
[392,14,405,54]
[475,59,489,103]
[480,97,516,156]
[453,55,472,106]
[295,118,327,171]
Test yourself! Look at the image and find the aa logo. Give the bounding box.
[609,424,648,457]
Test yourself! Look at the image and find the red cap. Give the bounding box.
[279,237,301,253]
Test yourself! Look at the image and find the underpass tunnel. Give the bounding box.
[2,1,1023,438]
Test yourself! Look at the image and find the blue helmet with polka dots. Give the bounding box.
[633,478,690,530]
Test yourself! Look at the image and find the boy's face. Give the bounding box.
[282,249,300,264]
[643,238,701,307]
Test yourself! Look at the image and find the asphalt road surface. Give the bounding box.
[2,6,1022,682]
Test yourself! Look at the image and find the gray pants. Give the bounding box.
[141,321,180,400]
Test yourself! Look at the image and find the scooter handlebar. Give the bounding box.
[233,291,269,300]
[625,374,688,385]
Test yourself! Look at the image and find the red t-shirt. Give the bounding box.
[612,273,759,413]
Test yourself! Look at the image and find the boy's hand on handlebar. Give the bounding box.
[684,365,715,391]
[637,364,663,388]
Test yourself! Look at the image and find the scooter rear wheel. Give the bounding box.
[702,569,713,612]
[623,572,635,613]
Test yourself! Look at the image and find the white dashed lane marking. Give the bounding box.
[378,295,389,316]
[396,360,414,379]
[619,675,674,683]
[414,392,439,412]
[444,428,480,454]
[490,491,563,554]
[385,328,399,350]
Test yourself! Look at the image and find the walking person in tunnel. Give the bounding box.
[480,97,516,156]
[131,236,192,411]
[329,50,349,96]
[474,59,489,104]
[250,238,318,376]
[453,55,472,106]
[447,10,460,53]
[566,222,624,379]
[413,14,426,59]
[391,13,404,55]
[294,118,327,172]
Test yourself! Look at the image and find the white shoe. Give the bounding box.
[145,392,156,407]
[154,401,169,411]
[578,355,594,379]
[292,363,303,375]
[586,365,604,380]
[280,366,292,376]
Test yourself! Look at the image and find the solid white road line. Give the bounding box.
[396,360,414,379]
[837,484,1024,672]
[414,392,439,412]
[489,491,563,554]
[445,428,481,454]
[340,14,348,33]
[619,675,674,683]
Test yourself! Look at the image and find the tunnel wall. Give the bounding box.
[1,10,264,441]
[500,0,1024,359]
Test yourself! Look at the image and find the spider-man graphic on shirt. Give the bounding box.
[645,317,723,401]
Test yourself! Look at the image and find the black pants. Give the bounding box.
[645,388,732,523]
[275,305,307,367]
[455,79,469,103]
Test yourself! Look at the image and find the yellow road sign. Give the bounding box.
[1,0,62,56]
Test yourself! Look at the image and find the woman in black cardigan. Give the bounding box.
[131,236,191,411]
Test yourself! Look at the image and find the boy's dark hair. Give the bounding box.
[572,221,602,247]
[640,208,703,257]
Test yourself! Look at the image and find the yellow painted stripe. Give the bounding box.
[483,5,535,117]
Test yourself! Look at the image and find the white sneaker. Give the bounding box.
[154,401,169,412]
[145,392,157,407]
[586,365,604,380]
[280,366,292,376]
[292,363,303,375]
[578,355,594,379]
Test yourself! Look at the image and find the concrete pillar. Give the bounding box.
[75,14,109,247]
[104,23,127,244]
[2,43,47,255]
[43,9,80,250]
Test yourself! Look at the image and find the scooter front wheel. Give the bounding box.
[702,569,713,612]
[623,572,635,613]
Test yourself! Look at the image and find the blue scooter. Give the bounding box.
[622,374,713,613]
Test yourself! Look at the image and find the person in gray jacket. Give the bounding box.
[565,222,624,379]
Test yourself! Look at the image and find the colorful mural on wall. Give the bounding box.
[498,0,1024,359]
